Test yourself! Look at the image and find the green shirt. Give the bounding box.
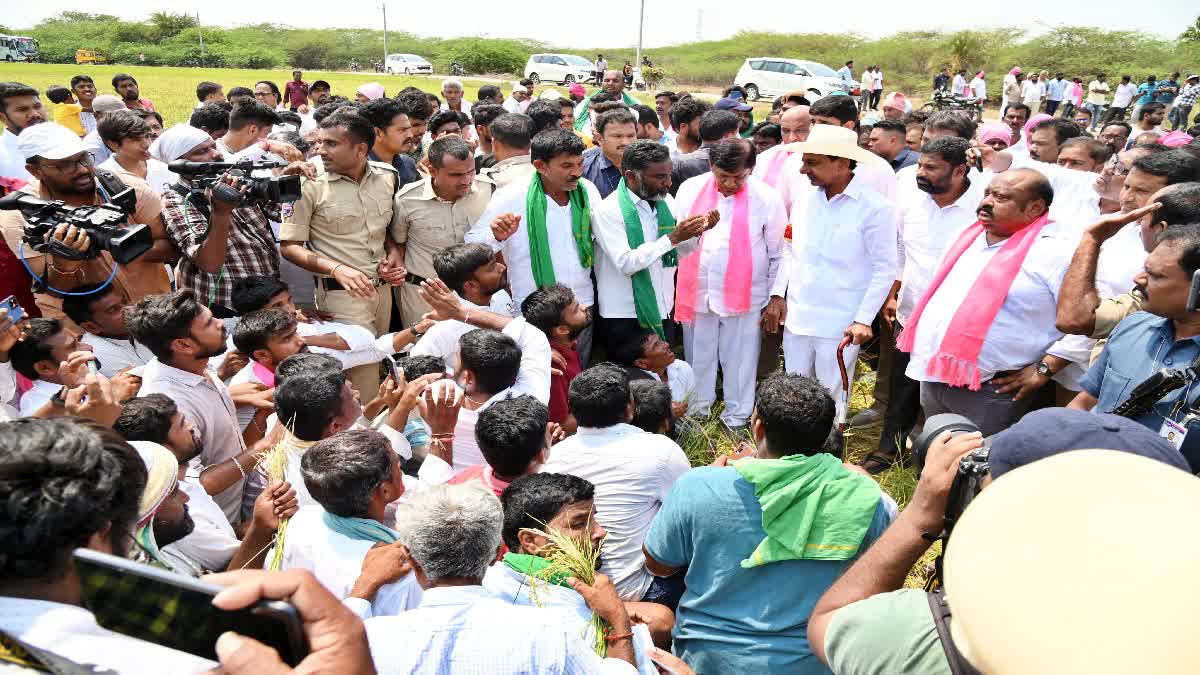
[825,589,951,675]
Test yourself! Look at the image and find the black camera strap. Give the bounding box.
[927,590,983,675]
[169,182,211,221]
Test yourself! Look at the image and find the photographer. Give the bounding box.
[0,123,173,326]
[1070,222,1200,472]
[153,124,282,313]
[807,407,1189,675]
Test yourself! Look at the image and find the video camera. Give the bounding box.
[0,188,151,264]
[167,159,302,205]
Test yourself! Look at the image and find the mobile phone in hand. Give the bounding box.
[384,354,403,383]
[72,549,309,666]
[0,295,24,326]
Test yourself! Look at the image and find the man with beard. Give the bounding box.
[574,69,640,134]
[896,169,1075,436]
[594,141,707,351]
[130,289,262,526]
[1098,121,1132,158]
[362,96,421,187]
[1003,102,1032,154]
[391,136,496,327]
[665,96,709,156]
[467,129,602,364]
[1028,117,1082,164]
[521,284,592,431]
[112,73,155,112]
[0,81,44,182]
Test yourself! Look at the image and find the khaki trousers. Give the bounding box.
[315,285,392,398]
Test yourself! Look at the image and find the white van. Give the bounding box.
[523,54,595,85]
[384,53,433,75]
[733,58,858,102]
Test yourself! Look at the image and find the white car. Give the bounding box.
[384,53,433,75]
[523,54,595,85]
[733,57,859,102]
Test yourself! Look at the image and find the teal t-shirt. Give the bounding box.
[825,588,952,675]
[644,466,892,675]
[1136,82,1157,105]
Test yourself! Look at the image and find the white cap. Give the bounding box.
[16,123,86,161]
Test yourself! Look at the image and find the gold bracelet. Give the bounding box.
[47,260,83,276]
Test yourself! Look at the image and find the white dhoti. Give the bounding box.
[783,333,860,419]
[682,310,761,427]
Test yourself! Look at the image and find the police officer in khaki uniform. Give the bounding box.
[391,135,495,326]
[281,110,401,396]
[481,113,535,191]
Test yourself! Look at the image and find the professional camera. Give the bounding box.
[167,159,302,205]
[0,188,151,264]
[912,414,991,533]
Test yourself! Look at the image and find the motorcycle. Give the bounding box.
[450,62,466,77]
[350,60,361,72]
[920,90,983,122]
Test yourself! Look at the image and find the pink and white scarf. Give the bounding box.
[674,176,753,323]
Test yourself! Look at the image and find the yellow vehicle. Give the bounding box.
[75,49,108,65]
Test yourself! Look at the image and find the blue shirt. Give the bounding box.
[580,146,621,199]
[1155,80,1179,104]
[644,465,892,675]
[837,66,853,86]
[1135,82,1157,105]
[1080,311,1200,470]
[1046,78,1067,101]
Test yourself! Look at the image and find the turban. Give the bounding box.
[150,124,212,163]
[130,441,179,525]
[568,82,586,97]
[356,82,386,101]
[978,122,1013,147]
[1159,131,1194,148]
[1023,113,1053,142]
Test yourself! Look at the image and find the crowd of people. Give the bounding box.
[2,56,1200,674]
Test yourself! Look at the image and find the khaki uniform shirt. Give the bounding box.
[482,155,535,191]
[281,161,398,279]
[390,175,495,279]
[1089,287,1146,363]
[0,173,169,329]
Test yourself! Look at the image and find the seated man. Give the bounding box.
[229,308,308,431]
[279,429,422,618]
[521,283,591,432]
[541,363,691,604]
[610,328,695,420]
[62,282,153,377]
[643,373,893,674]
[629,379,674,436]
[487,472,671,673]
[9,318,85,415]
[364,483,641,673]
[0,418,215,671]
[449,395,550,497]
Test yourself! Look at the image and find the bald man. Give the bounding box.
[898,169,1078,436]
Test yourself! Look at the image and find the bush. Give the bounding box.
[438,39,534,75]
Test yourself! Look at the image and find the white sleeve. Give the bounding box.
[594,201,677,276]
[855,202,900,326]
[0,361,17,408]
[342,597,373,621]
[505,317,552,404]
[416,453,454,485]
[762,188,788,296]
[409,321,467,360]
[465,189,510,250]
[378,422,413,461]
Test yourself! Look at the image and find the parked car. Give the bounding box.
[523,54,595,85]
[384,53,433,75]
[733,57,858,102]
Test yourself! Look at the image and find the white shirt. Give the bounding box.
[275,505,422,618]
[905,227,1074,384]
[0,128,32,181]
[1112,82,1139,108]
[646,358,696,403]
[19,379,60,417]
[970,77,987,99]
[774,175,898,338]
[502,95,523,113]
[466,175,601,310]
[1129,125,1166,145]
[97,155,178,194]
[1009,155,1101,223]
[541,423,690,600]
[952,74,967,96]
[1022,80,1046,105]
[365,585,636,674]
[671,174,786,317]
[0,597,216,674]
[593,188,697,320]
[440,99,473,117]
[773,150,898,215]
[896,176,988,326]
[408,294,518,363]
[1086,80,1110,105]
[138,357,247,524]
[161,473,240,572]
[80,333,153,377]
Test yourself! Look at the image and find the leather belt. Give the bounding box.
[320,276,387,291]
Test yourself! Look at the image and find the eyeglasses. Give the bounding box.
[43,154,94,172]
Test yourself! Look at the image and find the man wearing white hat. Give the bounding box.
[768,124,898,419]
[0,123,171,327]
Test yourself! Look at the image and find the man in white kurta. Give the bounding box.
[672,140,786,428]
[769,126,898,418]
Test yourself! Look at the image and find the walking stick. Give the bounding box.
[836,335,853,433]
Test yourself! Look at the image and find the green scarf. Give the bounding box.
[503,552,571,587]
[525,174,593,288]
[617,178,676,338]
[732,453,881,567]
[322,511,398,544]
[574,90,641,131]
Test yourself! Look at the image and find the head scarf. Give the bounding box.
[1024,113,1053,141]
[356,82,386,101]
[129,441,180,569]
[975,71,985,79]
[150,124,212,163]
[1009,67,1022,76]
[1159,131,1195,148]
[882,92,908,111]
[568,82,586,97]
[978,122,1013,147]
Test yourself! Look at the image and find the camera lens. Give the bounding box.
[911,413,982,471]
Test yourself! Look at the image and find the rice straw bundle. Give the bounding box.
[528,519,611,657]
[257,425,317,570]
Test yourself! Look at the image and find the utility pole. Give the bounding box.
[197,12,205,68]
[381,4,389,67]
[635,0,645,74]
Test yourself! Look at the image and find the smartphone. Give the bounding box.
[72,548,309,666]
[384,354,403,382]
[0,295,24,326]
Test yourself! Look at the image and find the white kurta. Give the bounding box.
[466,175,601,310]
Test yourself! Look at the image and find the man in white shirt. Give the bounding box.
[63,283,153,377]
[752,105,812,205]
[0,81,45,182]
[367,483,640,673]
[278,429,422,619]
[216,101,280,161]
[1021,74,1046,109]
[672,139,787,429]
[410,243,517,362]
[467,128,601,362]
[899,169,1075,436]
[0,417,217,673]
[952,70,968,98]
[594,140,707,345]
[864,137,984,472]
[9,318,87,416]
[502,79,534,114]
[1085,74,1111,132]
[540,364,691,602]
[769,125,897,420]
[1104,75,1138,126]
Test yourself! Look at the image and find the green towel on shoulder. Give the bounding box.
[732,453,881,567]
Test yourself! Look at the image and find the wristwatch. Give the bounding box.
[1035,360,1054,378]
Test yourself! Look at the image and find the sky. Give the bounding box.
[4,0,1195,48]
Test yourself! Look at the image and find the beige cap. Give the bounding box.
[944,450,1200,674]
[91,94,126,113]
